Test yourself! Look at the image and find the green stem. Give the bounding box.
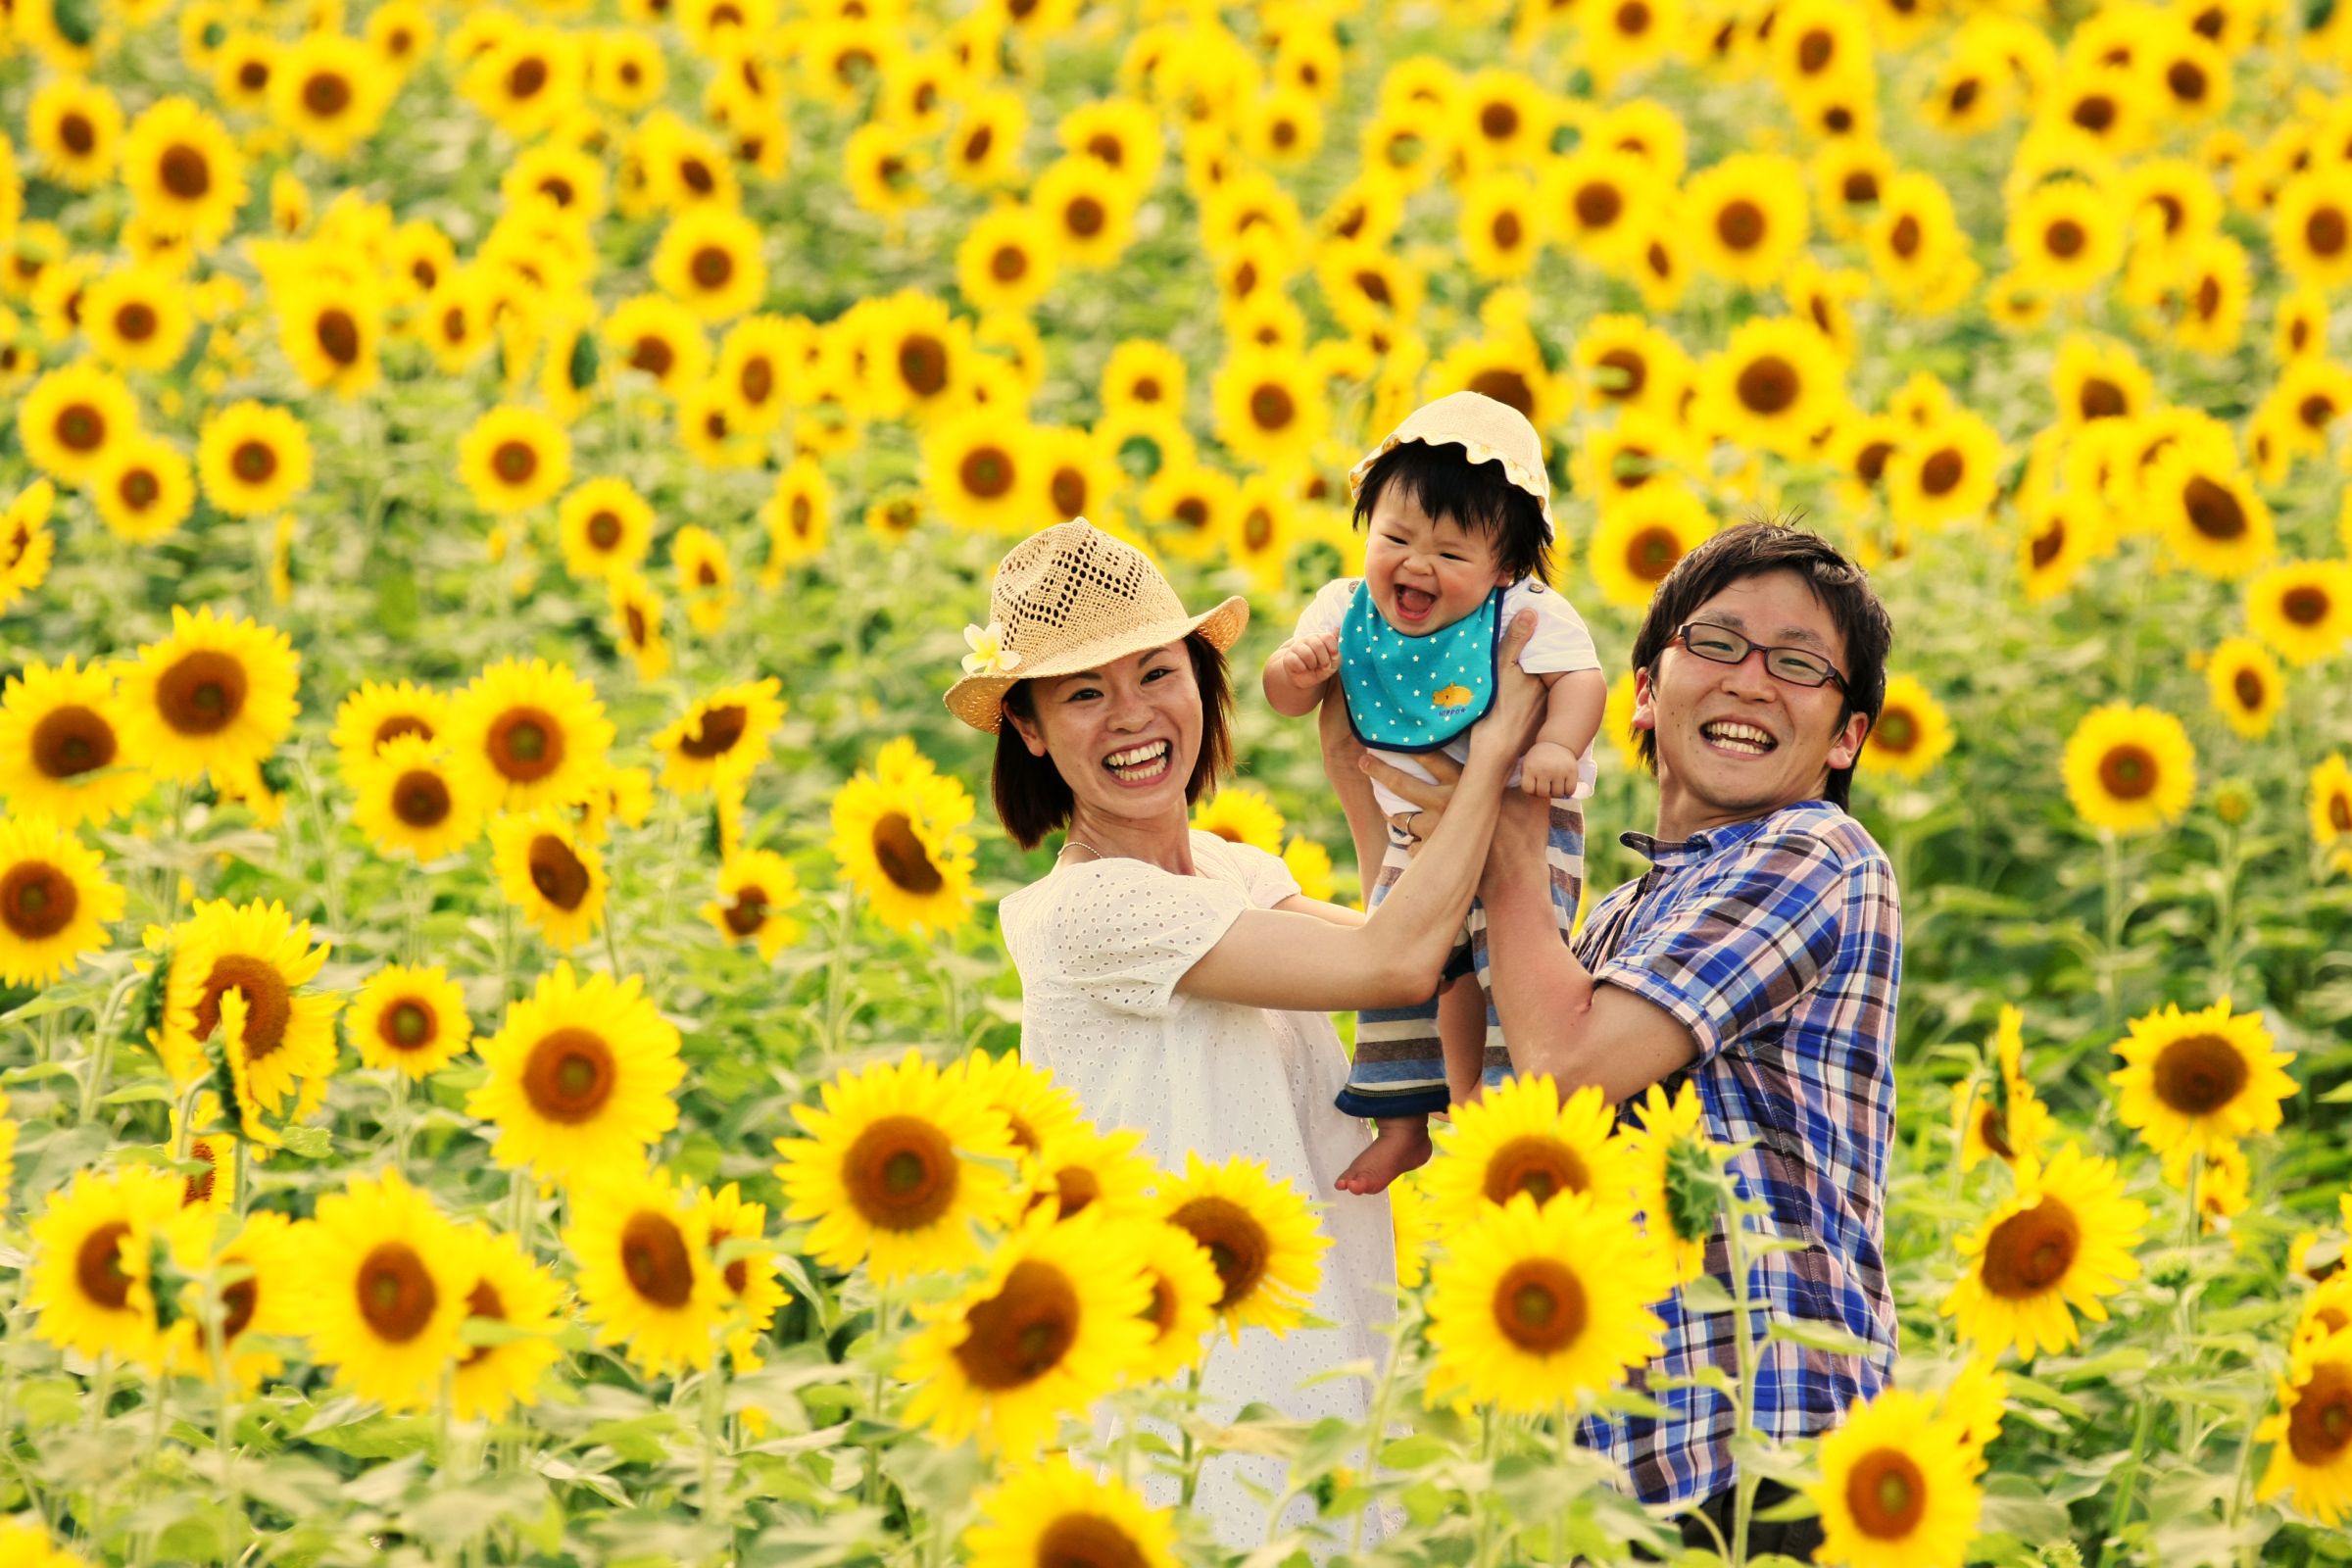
[861,1284,893,1511]
[2108,1386,2160,1542]
[823,889,860,1054]
[1177,1348,1213,1508]
[75,969,139,1125]
[1349,1325,1406,1553]
[296,756,347,934]
[1473,1404,1498,1568]
[391,1069,412,1175]
[700,1332,727,1526]
[1721,1176,1761,1568]
[2101,831,2126,1035]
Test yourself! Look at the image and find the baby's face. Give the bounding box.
[1361,487,1514,637]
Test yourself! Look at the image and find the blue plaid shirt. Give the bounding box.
[1571,801,1901,1508]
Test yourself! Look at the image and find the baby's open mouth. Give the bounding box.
[1394,584,1436,619]
[1103,739,1170,782]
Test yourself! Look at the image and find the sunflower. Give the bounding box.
[1189,784,1285,854]
[609,571,672,681]
[116,607,301,796]
[672,524,735,634]
[2150,449,2273,580]
[700,849,805,961]
[1459,169,1544,281]
[151,898,340,1120]
[954,206,1058,317]
[1036,424,1122,526]
[1033,155,1138,270]
[447,657,614,813]
[82,266,193,372]
[2275,287,2328,363]
[900,1206,1152,1456]
[774,1048,1023,1282]
[828,740,979,937]
[0,658,152,828]
[26,1164,182,1369]
[0,813,124,989]
[603,292,710,394]
[2311,755,2352,869]
[1884,412,2003,534]
[2257,1326,2352,1527]
[122,97,247,249]
[28,76,123,190]
[2061,704,2196,838]
[1590,486,1716,611]
[652,206,766,324]
[323,682,446,786]
[858,291,970,423]
[457,404,571,517]
[1952,1005,2054,1173]
[1423,1075,1637,1231]
[1810,1386,1983,1568]
[0,484,56,616]
[2274,170,2352,293]
[349,963,472,1080]
[162,1206,308,1392]
[920,412,1033,535]
[2007,179,2124,296]
[2110,996,2295,1161]
[946,86,1029,188]
[196,401,314,516]
[449,1225,563,1422]
[299,1168,471,1410]
[964,1461,1179,1568]
[1684,153,1809,288]
[1699,316,1842,457]
[20,361,139,486]
[467,963,680,1184]
[1154,1151,1327,1343]
[1941,1142,2148,1360]
[1598,1079,1712,1287]
[2205,637,2286,740]
[348,734,487,863]
[653,678,785,797]
[751,458,833,585]
[711,314,806,437]
[1142,461,1239,564]
[2266,359,2352,458]
[2051,333,2154,428]
[1853,673,1956,781]
[270,29,390,157]
[89,433,195,544]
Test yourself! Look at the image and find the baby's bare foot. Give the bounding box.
[1335,1122,1434,1196]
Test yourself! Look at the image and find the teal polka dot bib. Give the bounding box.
[1337,581,1501,754]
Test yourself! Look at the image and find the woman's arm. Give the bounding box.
[1176,613,1545,1011]
[1315,689,1390,902]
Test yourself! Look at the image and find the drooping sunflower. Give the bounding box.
[1025,1122,1159,1228]
[0,813,124,989]
[19,362,139,487]
[1857,674,1957,780]
[2205,636,2286,740]
[0,480,56,616]
[0,658,152,827]
[121,97,247,249]
[1809,1387,1984,1568]
[449,1224,564,1422]
[900,1206,1152,1456]
[1940,1142,2148,1360]
[828,739,979,937]
[2257,1325,2352,1527]
[1699,316,1843,457]
[700,849,806,961]
[1952,1005,2054,1174]
[2061,703,2196,838]
[26,1164,183,1369]
[760,457,834,582]
[774,1049,1023,1282]
[609,570,672,681]
[2110,996,2295,1161]
[963,1461,1179,1568]
[2311,755,2352,868]
[694,1181,789,1369]
[116,607,301,795]
[2246,561,2352,667]
[1589,486,1716,610]
[1157,1151,1327,1342]
[446,657,614,813]
[350,963,473,1080]
[1424,1075,1637,1231]
[349,734,487,863]
[466,962,682,1184]
[196,401,314,517]
[153,898,341,1115]
[300,1168,471,1410]
[1189,784,1285,853]
[1425,1190,1672,1413]
[672,524,736,635]
[162,1205,308,1391]
[1615,1079,1718,1286]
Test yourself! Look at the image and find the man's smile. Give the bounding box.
[1698,717,1779,757]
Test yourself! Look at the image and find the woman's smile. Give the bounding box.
[1102,738,1173,784]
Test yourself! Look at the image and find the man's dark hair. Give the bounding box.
[992,631,1236,850]
[1628,515,1892,810]
[1352,440,1552,584]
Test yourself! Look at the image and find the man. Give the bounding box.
[1336,519,1898,1558]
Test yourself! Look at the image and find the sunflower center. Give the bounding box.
[317,309,361,366]
[1052,467,1089,517]
[2150,1032,2248,1116]
[2232,668,2265,710]
[2287,1365,2352,1463]
[678,704,748,760]
[357,1242,437,1342]
[1716,199,1766,251]
[2045,220,2085,260]
[31,705,115,779]
[0,859,77,940]
[184,1140,220,1207]
[1480,1135,1590,1206]
[194,956,294,1058]
[522,1027,614,1122]
[393,768,451,827]
[1979,1195,2080,1298]
[492,439,538,485]
[899,334,948,395]
[487,707,564,782]
[632,336,675,377]
[1617,0,1652,32]
[382,999,436,1050]
[117,300,158,341]
[304,72,352,117]
[2278,585,2328,625]
[951,1259,1081,1391]
[1492,1258,1588,1353]
[1468,368,1535,416]
[1843,171,1880,205]
[960,447,1014,499]
[1877,709,1918,752]
[238,61,270,91]
[1796,27,1833,70]
[2073,94,2117,132]
[988,242,1028,283]
[1627,526,1683,580]
[2080,378,2127,420]
[1493,211,1524,250]
[843,1114,959,1230]
[789,496,813,534]
[870,811,945,895]
[1845,1447,1928,1537]
[2097,743,2158,801]
[722,885,768,936]
[60,112,96,155]
[1480,102,1518,140]
[1977,1104,2015,1160]
[1034,1513,1150,1568]
[1920,450,1964,496]
[119,466,162,508]
[1167,1196,1268,1310]
[231,438,277,483]
[1737,356,1798,416]
[55,401,107,452]
[76,1220,135,1309]
[220,1274,258,1341]
[690,245,732,289]
[160,144,212,200]
[2309,208,2348,259]
[1064,195,1106,238]
[620,1211,697,1307]
[2331,794,2352,833]
[461,1278,507,1366]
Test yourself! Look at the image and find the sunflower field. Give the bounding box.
[3,0,2352,1562]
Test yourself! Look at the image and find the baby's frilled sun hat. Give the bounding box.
[944,519,1250,732]
[1346,390,1555,541]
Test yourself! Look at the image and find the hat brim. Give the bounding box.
[944,594,1250,732]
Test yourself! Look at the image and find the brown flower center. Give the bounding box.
[194,956,295,1059]
[631,336,674,377]
[1737,355,1798,416]
[952,1259,1080,1390]
[1492,1257,1588,1353]
[721,885,768,936]
[2308,207,2348,260]
[1064,196,1105,239]
[392,768,450,827]
[184,1140,220,1207]
[1480,1135,1591,1207]
[60,112,96,155]
[2287,1364,2352,1464]
[116,301,157,342]
[678,703,749,759]
[1167,1196,1268,1310]
[77,1220,135,1309]
[2079,377,2126,420]
[2284,586,2333,625]
[380,998,437,1052]
[526,834,590,909]
[316,309,360,366]
[1468,368,1534,416]
[155,649,247,737]
[1920,449,1964,496]
[2097,743,2159,801]
[304,72,352,117]
[461,1278,506,1365]
[491,439,537,486]
[1594,348,1644,402]
[0,859,77,939]
[1716,199,1766,251]
[842,1114,959,1231]
[1876,709,1918,753]
[508,56,549,99]
[898,334,948,395]
[160,144,212,200]
[2181,475,2245,541]
[870,811,943,894]
[1051,466,1088,518]
[31,705,115,779]
[521,1027,615,1122]
[690,245,733,290]
[56,401,107,453]
[620,1210,696,1307]
[118,466,161,509]
[1979,1194,2080,1298]
[1492,210,1524,250]
[1627,525,1684,581]
[1845,1447,1929,1537]
[2150,1032,2248,1116]
[2231,667,2265,710]
[2045,219,2086,260]
[357,1242,437,1342]
[959,447,1014,499]
[486,707,564,782]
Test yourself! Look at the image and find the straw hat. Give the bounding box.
[1345,389,1554,540]
[944,519,1250,732]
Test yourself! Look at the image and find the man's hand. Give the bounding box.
[1268,631,1340,697]
[1519,740,1581,799]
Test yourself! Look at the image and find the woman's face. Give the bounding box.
[1008,643,1203,829]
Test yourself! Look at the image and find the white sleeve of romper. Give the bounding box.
[1044,859,1251,1019]
[1293,577,1359,642]
[1505,580,1603,675]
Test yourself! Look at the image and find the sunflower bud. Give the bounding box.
[1662,1132,1724,1250]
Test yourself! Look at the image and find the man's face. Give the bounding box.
[1634,568,1871,839]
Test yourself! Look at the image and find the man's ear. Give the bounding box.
[1630,666,1656,734]
[1005,706,1049,759]
[1828,707,1870,771]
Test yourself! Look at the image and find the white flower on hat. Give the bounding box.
[960,621,1022,677]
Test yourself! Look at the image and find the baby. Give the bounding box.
[1262,392,1606,1195]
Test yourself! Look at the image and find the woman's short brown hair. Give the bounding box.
[992,632,1236,849]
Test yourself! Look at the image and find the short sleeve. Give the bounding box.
[1195,831,1303,909]
[1294,577,1359,641]
[1045,859,1251,1019]
[1506,581,1602,675]
[1590,833,1845,1063]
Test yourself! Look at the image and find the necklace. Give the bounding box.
[1055,838,1111,862]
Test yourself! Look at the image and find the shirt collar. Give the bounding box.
[1619,800,1837,865]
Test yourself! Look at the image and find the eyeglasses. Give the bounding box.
[1674,621,1848,691]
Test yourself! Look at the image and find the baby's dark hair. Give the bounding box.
[1351,439,1551,584]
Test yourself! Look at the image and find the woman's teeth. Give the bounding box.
[1701,720,1775,756]
[1104,740,1170,781]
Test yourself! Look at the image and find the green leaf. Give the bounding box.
[1765,1319,1877,1356]
[276,1123,334,1158]
[1378,1435,1454,1469]
[1679,1274,1737,1314]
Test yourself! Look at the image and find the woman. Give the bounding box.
[945,520,1540,1549]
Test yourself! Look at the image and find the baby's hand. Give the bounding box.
[1270,631,1341,694]
[1519,741,1580,798]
